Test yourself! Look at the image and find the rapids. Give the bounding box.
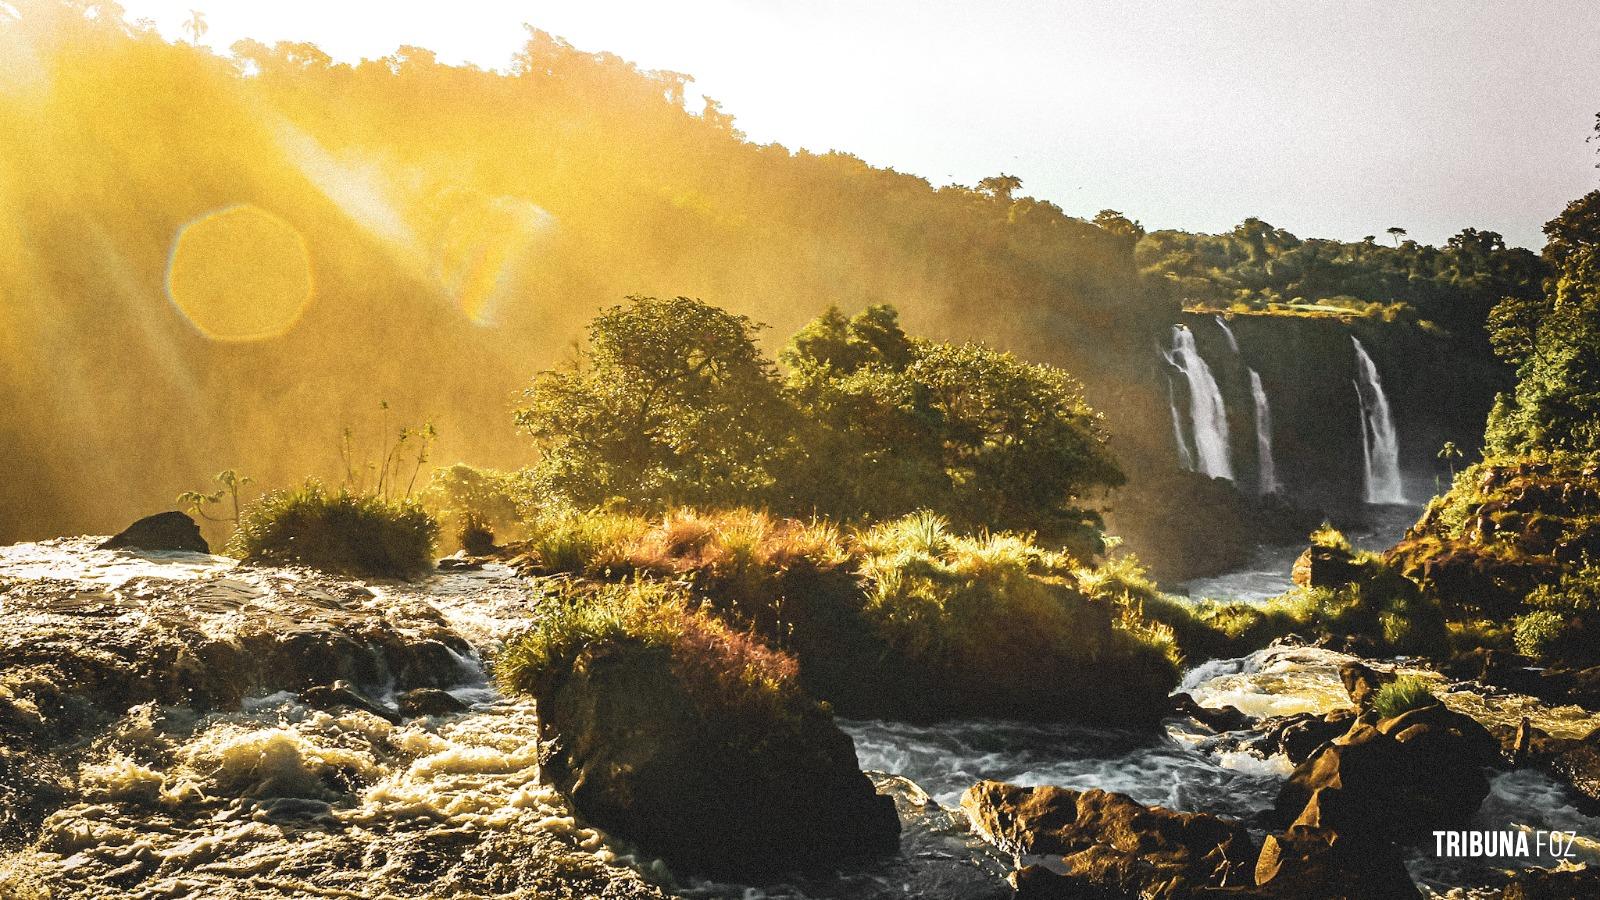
[2,536,1598,898]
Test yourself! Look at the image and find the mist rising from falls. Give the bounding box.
[1215,315,1240,355]
[1248,369,1281,496]
[1351,336,1406,504]
[1163,325,1233,480]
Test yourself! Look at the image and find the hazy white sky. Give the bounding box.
[117,0,1600,248]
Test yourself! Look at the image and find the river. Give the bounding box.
[2,524,1598,898]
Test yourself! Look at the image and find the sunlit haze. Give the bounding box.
[117,0,1600,249]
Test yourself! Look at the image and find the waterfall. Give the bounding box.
[1248,369,1281,495]
[1163,325,1233,480]
[1351,336,1406,504]
[1215,315,1240,354]
[1167,377,1195,471]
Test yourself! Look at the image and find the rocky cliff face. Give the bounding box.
[1172,312,1506,512]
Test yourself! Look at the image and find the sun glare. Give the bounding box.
[165,204,313,341]
[436,195,554,326]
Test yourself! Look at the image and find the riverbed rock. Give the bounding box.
[397,687,470,718]
[299,680,401,724]
[1251,824,1419,899]
[99,511,209,554]
[1501,865,1600,899]
[1292,545,1361,589]
[1339,661,1392,709]
[541,639,899,879]
[1249,709,1357,765]
[961,781,1258,898]
[1494,719,1600,812]
[1171,692,1254,732]
[1274,707,1493,845]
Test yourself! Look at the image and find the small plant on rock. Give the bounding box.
[1370,675,1437,721]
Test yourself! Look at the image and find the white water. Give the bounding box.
[1352,336,1407,504]
[1215,315,1240,354]
[1248,369,1281,496]
[1163,325,1234,480]
[1166,377,1196,471]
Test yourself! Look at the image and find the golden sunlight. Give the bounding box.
[165,204,313,341]
[436,195,553,326]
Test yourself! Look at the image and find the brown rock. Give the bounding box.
[961,780,1257,898]
[1251,825,1418,899]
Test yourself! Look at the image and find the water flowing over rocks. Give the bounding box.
[961,780,1258,898]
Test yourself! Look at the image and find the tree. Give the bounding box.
[1386,226,1407,246]
[515,296,789,509]
[1485,190,1600,456]
[977,173,1023,202]
[907,342,1124,537]
[183,9,206,44]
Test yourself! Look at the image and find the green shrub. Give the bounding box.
[497,580,801,723]
[857,517,1179,701]
[1513,610,1567,661]
[522,509,649,575]
[230,482,439,578]
[1309,523,1352,552]
[1370,675,1438,720]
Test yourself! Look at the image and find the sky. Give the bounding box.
[115,0,1600,249]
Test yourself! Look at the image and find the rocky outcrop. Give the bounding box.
[1501,865,1600,899]
[99,511,209,554]
[540,639,900,879]
[1273,703,1496,845]
[1251,824,1418,899]
[1292,545,1361,589]
[1339,661,1392,710]
[1494,719,1600,812]
[961,781,1258,898]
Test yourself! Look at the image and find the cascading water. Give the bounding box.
[1351,336,1406,504]
[1163,325,1233,480]
[1248,369,1281,496]
[1166,378,1195,471]
[1214,315,1240,354]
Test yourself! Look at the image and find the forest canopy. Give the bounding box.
[515,297,1122,551]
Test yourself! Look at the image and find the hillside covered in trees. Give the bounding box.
[0,1,1544,575]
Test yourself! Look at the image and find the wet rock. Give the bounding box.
[1292,545,1360,589]
[1339,661,1392,710]
[437,553,487,571]
[1251,824,1419,899]
[299,680,401,724]
[1251,709,1356,765]
[961,780,1258,898]
[397,687,468,718]
[1494,720,1600,812]
[1501,865,1600,899]
[541,640,900,879]
[1274,708,1492,846]
[1170,692,1254,732]
[99,512,209,554]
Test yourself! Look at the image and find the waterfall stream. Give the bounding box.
[1214,315,1240,354]
[1248,369,1281,496]
[1352,336,1406,504]
[1163,325,1233,480]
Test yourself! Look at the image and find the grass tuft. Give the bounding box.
[229,481,438,578]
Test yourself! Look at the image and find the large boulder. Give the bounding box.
[99,511,209,554]
[960,781,1258,898]
[1292,545,1360,589]
[1251,825,1418,899]
[542,640,899,879]
[1274,704,1495,845]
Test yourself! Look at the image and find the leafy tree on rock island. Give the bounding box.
[516,297,1123,552]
